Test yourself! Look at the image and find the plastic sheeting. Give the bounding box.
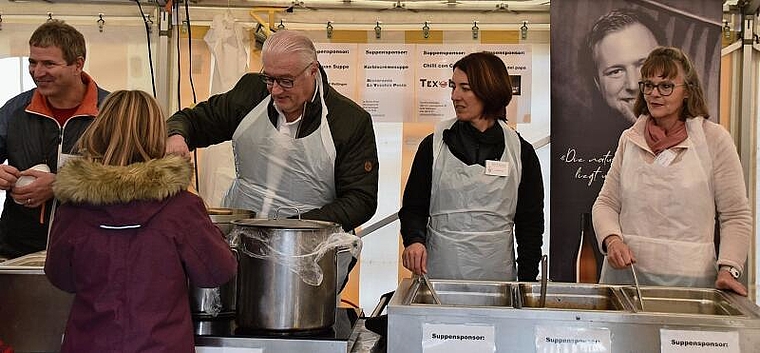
[197,12,250,207]
[234,227,362,286]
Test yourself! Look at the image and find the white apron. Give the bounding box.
[223,74,337,219]
[426,118,522,281]
[600,117,717,287]
[196,12,250,207]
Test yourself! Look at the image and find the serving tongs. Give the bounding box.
[539,255,548,308]
[630,263,645,312]
[417,274,442,305]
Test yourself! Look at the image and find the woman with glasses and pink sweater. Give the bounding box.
[592,47,750,295]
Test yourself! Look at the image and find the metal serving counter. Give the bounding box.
[388,278,760,353]
[7,251,758,353]
[0,252,74,353]
[0,252,386,353]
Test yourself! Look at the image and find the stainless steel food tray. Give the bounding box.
[517,282,628,311]
[620,286,745,316]
[403,279,753,316]
[0,250,47,270]
[408,280,513,307]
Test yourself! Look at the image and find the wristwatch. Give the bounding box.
[720,265,741,279]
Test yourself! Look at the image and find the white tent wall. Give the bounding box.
[755,19,760,303]
[0,2,157,92]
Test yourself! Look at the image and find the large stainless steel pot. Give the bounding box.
[233,218,342,331]
[189,208,253,320]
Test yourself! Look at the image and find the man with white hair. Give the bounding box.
[166,30,378,234]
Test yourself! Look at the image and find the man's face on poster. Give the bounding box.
[592,23,659,123]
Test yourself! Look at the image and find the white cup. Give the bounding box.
[13,164,50,204]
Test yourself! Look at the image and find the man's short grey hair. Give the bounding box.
[262,30,317,67]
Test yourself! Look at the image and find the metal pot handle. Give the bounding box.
[230,247,240,261]
[369,291,395,318]
[274,206,302,220]
[231,247,241,313]
[365,291,394,337]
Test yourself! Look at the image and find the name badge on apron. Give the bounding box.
[485,160,509,177]
[58,153,79,168]
[654,149,677,167]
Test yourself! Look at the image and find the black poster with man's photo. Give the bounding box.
[549,0,722,282]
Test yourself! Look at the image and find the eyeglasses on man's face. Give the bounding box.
[260,62,314,89]
[638,80,686,96]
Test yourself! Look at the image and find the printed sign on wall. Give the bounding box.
[358,44,415,122]
[316,43,359,101]
[481,44,533,124]
[412,44,532,124]
[414,45,472,122]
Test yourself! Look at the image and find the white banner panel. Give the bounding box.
[316,43,533,124]
[480,44,533,124]
[316,43,359,101]
[358,44,415,122]
[414,45,473,123]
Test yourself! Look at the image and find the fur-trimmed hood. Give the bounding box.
[54,155,194,205]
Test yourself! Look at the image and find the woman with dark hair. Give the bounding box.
[399,52,544,281]
[593,47,750,295]
[45,90,237,352]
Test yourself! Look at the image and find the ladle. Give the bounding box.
[420,274,442,305]
[630,263,645,311]
[539,254,548,308]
